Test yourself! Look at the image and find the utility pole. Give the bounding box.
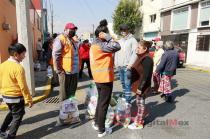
[51,6,53,35]
[15,0,35,96]
[49,0,53,35]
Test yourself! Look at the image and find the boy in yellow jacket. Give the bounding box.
[0,43,33,139]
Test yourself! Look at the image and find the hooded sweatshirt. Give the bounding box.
[115,34,138,67]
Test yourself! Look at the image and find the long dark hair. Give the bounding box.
[95,19,109,37]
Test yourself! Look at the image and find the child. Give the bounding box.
[0,43,33,139]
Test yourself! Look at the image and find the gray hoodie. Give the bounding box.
[115,34,138,67]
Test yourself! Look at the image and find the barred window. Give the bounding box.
[196,35,210,51]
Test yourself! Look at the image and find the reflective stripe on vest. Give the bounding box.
[90,44,114,83]
[59,34,74,72]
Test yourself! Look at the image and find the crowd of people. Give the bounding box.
[0,18,179,138]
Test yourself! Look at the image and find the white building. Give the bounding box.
[160,0,210,68]
[141,0,162,41]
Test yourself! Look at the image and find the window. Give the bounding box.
[150,14,156,23]
[196,35,210,51]
[171,6,190,30]
[199,1,210,26]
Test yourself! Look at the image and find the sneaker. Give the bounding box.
[0,131,7,138]
[128,123,143,130]
[92,121,99,131]
[98,128,112,138]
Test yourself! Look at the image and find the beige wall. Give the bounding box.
[160,11,172,36]
[0,0,17,63]
[190,4,198,29]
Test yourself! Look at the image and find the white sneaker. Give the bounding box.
[98,128,112,138]
[92,121,99,131]
[128,123,143,130]
[0,131,7,138]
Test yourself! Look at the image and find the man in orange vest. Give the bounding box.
[90,19,121,137]
[52,22,79,102]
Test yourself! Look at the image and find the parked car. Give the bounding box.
[149,47,186,68]
[175,47,186,68]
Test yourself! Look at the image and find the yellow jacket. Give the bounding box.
[0,59,32,103]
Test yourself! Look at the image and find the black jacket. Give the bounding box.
[156,49,178,76]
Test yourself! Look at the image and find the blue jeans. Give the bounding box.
[118,66,132,103]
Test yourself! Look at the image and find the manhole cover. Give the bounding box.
[43,96,59,103]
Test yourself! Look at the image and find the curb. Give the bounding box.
[0,78,52,111]
[186,65,210,74]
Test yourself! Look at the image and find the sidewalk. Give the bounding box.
[185,64,210,74]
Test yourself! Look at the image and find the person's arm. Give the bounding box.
[99,33,121,53]
[16,67,33,106]
[128,38,138,67]
[52,38,64,74]
[156,53,167,73]
[138,57,153,91]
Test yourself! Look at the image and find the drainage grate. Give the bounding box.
[43,96,60,103]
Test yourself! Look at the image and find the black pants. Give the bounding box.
[94,82,113,133]
[58,73,78,102]
[79,59,92,78]
[1,99,25,139]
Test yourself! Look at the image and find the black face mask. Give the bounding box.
[68,30,76,37]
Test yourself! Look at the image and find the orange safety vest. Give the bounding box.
[55,34,74,72]
[90,43,114,83]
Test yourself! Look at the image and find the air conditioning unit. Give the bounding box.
[201,20,209,26]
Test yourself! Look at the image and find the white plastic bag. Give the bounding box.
[86,83,98,117]
[59,97,80,125]
[115,98,131,127]
[87,96,97,117]
[105,105,115,128]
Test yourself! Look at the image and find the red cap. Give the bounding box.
[65,23,77,30]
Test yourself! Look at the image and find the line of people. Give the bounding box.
[0,18,178,138]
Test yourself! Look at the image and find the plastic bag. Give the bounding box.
[47,66,53,78]
[85,83,98,105]
[85,83,98,118]
[58,97,80,125]
[87,96,97,117]
[115,97,131,127]
[105,105,115,128]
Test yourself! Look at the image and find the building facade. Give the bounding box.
[141,0,162,41]
[160,0,210,68]
[0,0,44,63]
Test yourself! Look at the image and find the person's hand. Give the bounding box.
[56,70,65,75]
[72,35,78,42]
[136,90,142,95]
[99,32,107,39]
[126,68,132,79]
[28,102,33,108]
[127,65,131,69]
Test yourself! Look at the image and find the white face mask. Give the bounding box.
[121,32,127,37]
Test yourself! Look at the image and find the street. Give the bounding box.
[0,68,210,139]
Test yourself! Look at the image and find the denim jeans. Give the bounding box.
[117,66,132,102]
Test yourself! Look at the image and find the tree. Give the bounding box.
[113,0,142,36]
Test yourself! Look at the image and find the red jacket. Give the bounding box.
[79,43,90,60]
